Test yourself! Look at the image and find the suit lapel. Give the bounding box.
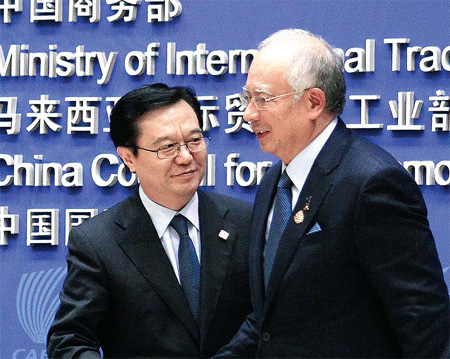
[115,190,199,342]
[263,165,333,313]
[263,119,351,315]
[197,190,237,346]
[250,162,281,316]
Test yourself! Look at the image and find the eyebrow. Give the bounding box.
[242,86,273,96]
[151,128,203,146]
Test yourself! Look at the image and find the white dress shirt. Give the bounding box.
[139,186,201,283]
[265,118,338,240]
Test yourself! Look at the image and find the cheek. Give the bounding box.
[264,110,284,128]
[195,151,207,167]
[268,116,285,138]
[137,161,167,183]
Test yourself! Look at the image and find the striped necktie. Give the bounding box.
[263,170,293,289]
[170,214,201,324]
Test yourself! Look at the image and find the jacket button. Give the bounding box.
[261,332,271,342]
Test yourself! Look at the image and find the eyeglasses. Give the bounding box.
[238,90,308,111]
[135,136,210,159]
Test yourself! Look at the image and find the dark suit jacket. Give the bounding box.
[218,118,449,358]
[47,189,252,359]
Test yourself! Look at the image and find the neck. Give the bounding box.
[281,115,335,164]
[142,188,194,211]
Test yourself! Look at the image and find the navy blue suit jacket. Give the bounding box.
[47,189,252,358]
[217,118,449,358]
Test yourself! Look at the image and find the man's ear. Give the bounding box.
[307,88,327,119]
[117,146,136,173]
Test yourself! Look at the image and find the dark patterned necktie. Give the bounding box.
[170,214,201,324]
[263,170,293,289]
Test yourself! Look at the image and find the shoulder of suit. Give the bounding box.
[199,190,252,213]
[346,132,404,170]
[72,192,137,232]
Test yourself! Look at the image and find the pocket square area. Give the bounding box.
[307,222,322,235]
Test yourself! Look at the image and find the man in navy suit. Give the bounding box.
[47,84,252,358]
[216,29,449,358]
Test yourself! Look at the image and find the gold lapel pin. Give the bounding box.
[294,210,304,224]
[294,196,312,224]
[218,230,229,240]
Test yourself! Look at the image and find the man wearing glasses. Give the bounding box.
[216,29,449,358]
[47,84,252,358]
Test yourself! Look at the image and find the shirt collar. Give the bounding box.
[284,118,338,192]
[139,186,200,238]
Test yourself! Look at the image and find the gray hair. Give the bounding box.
[259,29,346,115]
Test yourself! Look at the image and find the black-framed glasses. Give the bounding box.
[238,89,309,111]
[135,136,210,159]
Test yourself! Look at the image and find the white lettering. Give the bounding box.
[0,154,83,187]
[166,42,256,76]
[0,44,117,84]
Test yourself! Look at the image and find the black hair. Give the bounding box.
[110,83,202,155]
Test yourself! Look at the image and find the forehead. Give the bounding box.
[138,100,199,132]
[246,47,292,93]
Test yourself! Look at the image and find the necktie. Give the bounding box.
[170,214,201,324]
[264,170,293,289]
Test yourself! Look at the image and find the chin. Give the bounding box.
[178,181,200,194]
[259,144,274,155]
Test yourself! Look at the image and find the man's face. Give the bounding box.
[243,46,313,164]
[118,100,207,210]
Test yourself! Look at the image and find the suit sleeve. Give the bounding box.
[213,311,259,358]
[212,197,259,358]
[47,226,109,359]
[354,166,450,358]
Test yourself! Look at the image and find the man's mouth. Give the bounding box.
[175,169,196,177]
[254,129,269,134]
[249,121,270,135]
[252,127,270,140]
[250,122,270,135]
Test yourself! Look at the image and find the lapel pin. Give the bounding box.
[218,230,229,240]
[294,210,304,224]
[294,196,312,224]
[303,196,312,211]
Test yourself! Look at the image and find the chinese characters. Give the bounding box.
[1,0,182,23]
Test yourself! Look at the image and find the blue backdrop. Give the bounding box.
[1,1,449,357]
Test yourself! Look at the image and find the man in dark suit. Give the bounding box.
[47,84,252,358]
[216,29,450,358]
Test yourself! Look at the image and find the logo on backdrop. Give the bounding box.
[16,266,66,344]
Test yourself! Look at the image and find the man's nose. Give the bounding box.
[243,102,260,123]
[174,145,193,164]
